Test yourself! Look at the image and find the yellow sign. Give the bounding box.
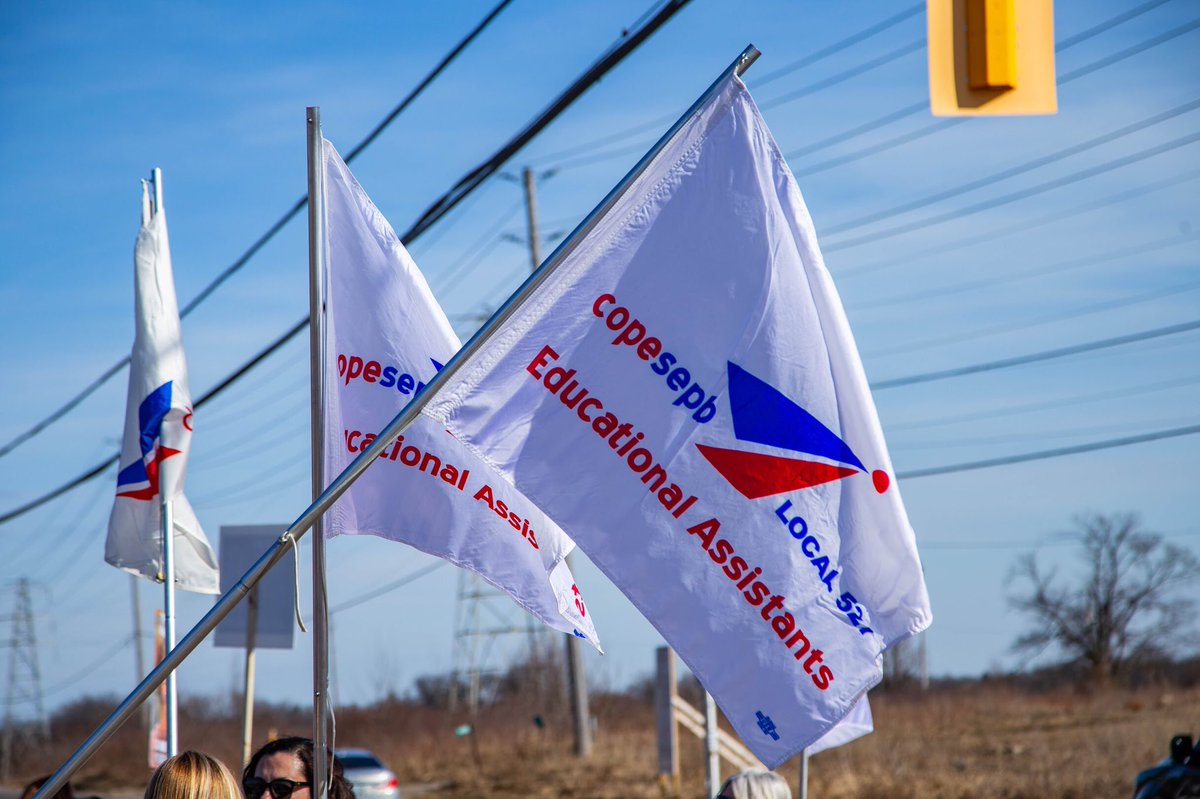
[928,0,1057,116]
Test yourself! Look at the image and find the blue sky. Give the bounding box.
[0,0,1197,723]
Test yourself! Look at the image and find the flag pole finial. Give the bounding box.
[735,45,761,77]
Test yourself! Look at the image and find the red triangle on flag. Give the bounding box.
[696,445,860,499]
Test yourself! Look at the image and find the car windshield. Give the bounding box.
[338,754,383,769]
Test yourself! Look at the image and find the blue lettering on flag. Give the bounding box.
[755,710,780,741]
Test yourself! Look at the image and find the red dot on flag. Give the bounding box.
[872,470,890,494]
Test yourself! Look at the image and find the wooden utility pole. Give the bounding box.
[519,166,592,757]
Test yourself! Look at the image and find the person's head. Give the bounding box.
[144,751,240,799]
[20,776,74,799]
[715,769,792,799]
[242,737,355,799]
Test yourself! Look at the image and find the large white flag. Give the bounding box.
[807,694,872,756]
[106,181,218,594]
[319,141,599,648]
[422,73,930,765]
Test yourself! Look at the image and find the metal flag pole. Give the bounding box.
[151,167,179,758]
[32,44,761,799]
[306,106,332,799]
[241,587,258,766]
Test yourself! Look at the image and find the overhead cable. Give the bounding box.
[839,166,1200,278]
[823,130,1200,252]
[0,318,307,525]
[535,4,924,166]
[0,0,695,526]
[399,0,694,242]
[792,14,1200,178]
[898,422,1200,479]
[871,319,1200,389]
[823,97,1200,235]
[0,0,516,463]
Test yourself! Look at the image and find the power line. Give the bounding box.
[1054,0,1175,51]
[791,14,1200,179]
[0,0,516,464]
[0,318,306,526]
[326,561,448,616]
[897,422,1200,480]
[868,272,1200,358]
[838,166,1200,279]
[849,229,1199,310]
[35,635,134,701]
[545,37,930,176]
[822,96,1200,235]
[0,0,695,528]
[871,319,1200,390]
[758,39,925,112]
[533,4,924,167]
[786,0,1181,168]
[888,371,1200,433]
[823,129,1200,253]
[1057,15,1200,84]
[400,0,694,242]
[920,527,1200,552]
[755,3,924,87]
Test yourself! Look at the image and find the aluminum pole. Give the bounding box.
[306,106,332,799]
[34,45,762,799]
[162,497,177,756]
[703,690,719,797]
[150,168,179,758]
[241,588,258,766]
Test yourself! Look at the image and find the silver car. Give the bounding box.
[336,748,401,799]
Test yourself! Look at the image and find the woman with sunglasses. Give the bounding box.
[242,737,356,799]
[144,751,240,799]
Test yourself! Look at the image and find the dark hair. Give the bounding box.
[242,737,355,799]
[20,777,75,799]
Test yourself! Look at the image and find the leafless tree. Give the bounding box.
[1008,512,1197,684]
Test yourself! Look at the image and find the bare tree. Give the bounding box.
[1008,512,1197,684]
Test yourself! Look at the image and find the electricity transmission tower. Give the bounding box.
[1,578,48,779]
[449,569,549,713]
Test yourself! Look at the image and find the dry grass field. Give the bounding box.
[12,679,1198,799]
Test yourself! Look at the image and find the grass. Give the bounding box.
[10,680,1197,798]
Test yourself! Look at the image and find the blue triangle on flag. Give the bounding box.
[727,362,864,471]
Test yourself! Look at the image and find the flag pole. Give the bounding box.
[32,46,762,799]
[151,167,179,758]
[306,106,332,799]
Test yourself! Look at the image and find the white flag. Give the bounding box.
[106,180,218,594]
[422,73,930,766]
[807,694,872,756]
[320,141,599,648]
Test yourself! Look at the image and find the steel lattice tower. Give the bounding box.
[449,571,549,713]
[1,578,48,779]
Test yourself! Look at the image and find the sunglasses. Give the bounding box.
[243,778,310,799]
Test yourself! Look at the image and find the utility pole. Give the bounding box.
[518,166,592,757]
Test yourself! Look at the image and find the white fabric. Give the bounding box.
[422,74,930,766]
[807,694,872,755]
[320,142,600,648]
[106,184,218,594]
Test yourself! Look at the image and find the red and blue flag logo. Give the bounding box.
[697,363,889,499]
[115,381,185,501]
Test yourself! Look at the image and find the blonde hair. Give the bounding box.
[144,751,240,799]
[717,769,792,799]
